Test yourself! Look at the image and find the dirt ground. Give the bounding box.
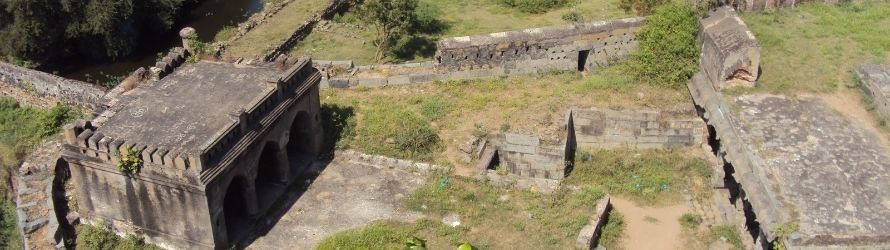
[610,196,691,250]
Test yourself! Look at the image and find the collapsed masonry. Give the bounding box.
[690,7,890,249]
[476,107,705,193]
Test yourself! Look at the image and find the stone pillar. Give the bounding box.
[275,150,291,183]
[179,27,197,54]
[243,183,260,218]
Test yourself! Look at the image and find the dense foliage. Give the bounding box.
[497,0,570,13]
[76,224,162,250]
[627,2,700,88]
[0,0,185,66]
[618,0,667,15]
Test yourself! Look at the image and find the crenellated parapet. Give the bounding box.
[150,47,190,80]
[62,120,202,182]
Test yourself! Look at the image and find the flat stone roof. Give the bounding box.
[98,61,279,154]
[732,94,890,246]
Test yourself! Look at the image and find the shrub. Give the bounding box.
[561,11,583,23]
[679,213,703,230]
[497,0,570,14]
[76,224,162,250]
[618,0,667,15]
[627,2,700,88]
[356,106,441,160]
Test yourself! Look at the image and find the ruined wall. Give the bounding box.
[856,64,890,119]
[61,120,214,249]
[570,108,705,149]
[0,62,106,109]
[699,7,760,90]
[262,0,356,61]
[494,133,568,180]
[435,17,644,74]
[575,196,611,250]
[721,0,838,12]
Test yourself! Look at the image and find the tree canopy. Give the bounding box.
[0,0,184,67]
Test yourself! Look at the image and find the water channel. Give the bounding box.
[57,0,265,85]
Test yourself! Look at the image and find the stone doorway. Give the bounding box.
[578,50,590,71]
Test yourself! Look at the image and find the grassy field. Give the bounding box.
[292,0,631,64]
[317,148,710,249]
[317,173,618,249]
[741,2,890,94]
[223,0,331,59]
[322,67,693,166]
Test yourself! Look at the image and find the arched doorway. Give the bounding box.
[254,142,287,209]
[223,176,251,243]
[287,111,313,166]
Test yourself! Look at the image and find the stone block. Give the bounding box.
[699,7,760,91]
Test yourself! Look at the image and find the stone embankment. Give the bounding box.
[0,62,106,109]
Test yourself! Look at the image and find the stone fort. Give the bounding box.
[4,2,890,250]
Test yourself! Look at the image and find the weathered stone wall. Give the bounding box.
[435,17,645,74]
[493,133,568,180]
[262,0,356,62]
[857,64,890,119]
[721,0,838,12]
[569,108,705,149]
[0,62,106,109]
[699,7,760,90]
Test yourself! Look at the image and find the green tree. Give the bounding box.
[360,0,420,62]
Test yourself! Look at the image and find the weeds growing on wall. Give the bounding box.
[117,145,143,175]
[627,2,700,89]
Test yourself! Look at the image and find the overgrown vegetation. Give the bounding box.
[618,0,666,15]
[598,210,625,249]
[0,0,186,66]
[679,212,703,230]
[76,223,162,250]
[705,225,744,250]
[354,104,441,160]
[627,2,700,88]
[320,103,357,157]
[741,2,890,94]
[0,198,20,249]
[117,145,143,175]
[497,0,570,13]
[566,149,711,204]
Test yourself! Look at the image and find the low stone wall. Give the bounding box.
[722,0,838,12]
[335,150,444,174]
[491,133,569,180]
[14,140,74,250]
[262,0,356,62]
[856,64,890,119]
[569,108,705,149]
[436,18,644,74]
[699,7,760,90]
[575,195,611,249]
[0,62,106,109]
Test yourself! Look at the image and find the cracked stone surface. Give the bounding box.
[733,94,890,246]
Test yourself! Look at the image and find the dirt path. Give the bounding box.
[610,197,690,250]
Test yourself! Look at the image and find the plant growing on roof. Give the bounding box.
[117,145,143,175]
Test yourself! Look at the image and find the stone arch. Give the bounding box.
[223,175,253,244]
[287,111,313,162]
[254,141,289,209]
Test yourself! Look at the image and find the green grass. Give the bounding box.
[291,0,631,63]
[322,68,691,166]
[705,225,744,250]
[598,209,625,249]
[565,149,711,205]
[0,198,20,250]
[318,174,611,249]
[354,104,441,161]
[741,2,890,94]
[76,224,162,250]
[223,0,330,59]
[679,212,702,230]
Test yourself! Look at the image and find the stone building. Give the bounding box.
[59,58,323,249]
